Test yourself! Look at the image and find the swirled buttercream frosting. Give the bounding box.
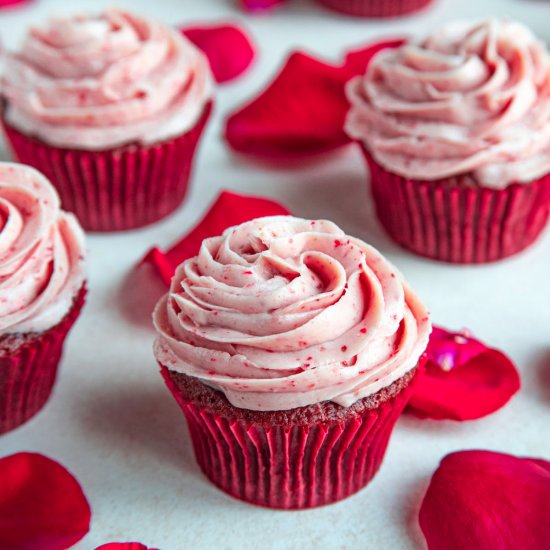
[153,216,431,411]
[0,163,85,334]
[1,8,213,149]
[346,19,550,188]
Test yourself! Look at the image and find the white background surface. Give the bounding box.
[1,0,550,548]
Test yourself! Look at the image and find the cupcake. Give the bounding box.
[315,0,432,18]
[153,216,430,508]
[1,8,213,232]
[346,20,550,263]
[0,163,86,434]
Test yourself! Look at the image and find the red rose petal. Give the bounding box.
[239,0,287,12]
[0,452,91,550]
[181,24,255,84]
[0,0,30,8]
[407,326,521,421]
[343,38,406,75]
[142,190,290,285]
[420,450,550,550]
[225,52,351,158]
[96,544,155,550]
[224,39,403,158]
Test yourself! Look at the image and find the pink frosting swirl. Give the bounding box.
[0,163,85,334]
[153,216,431,411]
[346,20,550,188]
[1,8,212,150]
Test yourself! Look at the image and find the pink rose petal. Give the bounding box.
[96,544,156,550]
[407,326,521,421]
[0,0,30,8]
[239,0,287,12]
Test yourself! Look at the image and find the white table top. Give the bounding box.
[1,0,549,548]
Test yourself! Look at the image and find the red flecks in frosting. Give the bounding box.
[0,452,91,550]
[419,451,550,550]
[143,190,290,285]
[224,39,404,159]
[153,216,431,411]
[2,9,213,150]
[346,20,550,188]
[181,24,255,83]
[0,163,86,334]
[407,326,520,421]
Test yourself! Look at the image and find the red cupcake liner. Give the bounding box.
[160,365,417,509]
[0,287,86,435]
[315,0,432,17]
[363,149,550,263]
[1,103,212,232]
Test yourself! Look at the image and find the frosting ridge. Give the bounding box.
[345,19,550,188]
[1,8,213,149]
[0,163,86,334]
[154,216,431,411]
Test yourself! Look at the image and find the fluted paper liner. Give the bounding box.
[1,104,212,232]
[161,364,417,509]
[316,0,432,17]
[0,287,86,434]
[363,149,550,263]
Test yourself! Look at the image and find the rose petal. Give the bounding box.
[420,450,550,550]
[343,38,406,75]
[96,544,155,550]
[239,0,287,12]
[181,24,255,83]
[407,326,521,421]
[225,52,350,158]
[224,39,403,158]
[0,452,91,550]
[142,190,290,285]
[0,0,30,8]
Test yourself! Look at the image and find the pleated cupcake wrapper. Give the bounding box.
[161,364,416,509]
[0,287,86,435]
[363,149,550,263]
[315,0,432,17]
[1,103,212,232]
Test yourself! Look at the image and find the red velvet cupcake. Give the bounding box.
[346,20,550,263]
[0,163,86,434]
[315,0,433,18]
[153,216,431,509]
[1,9,213,232]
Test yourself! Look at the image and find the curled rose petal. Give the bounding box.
[224,39,403,158]
[420,450,550,550]
[96,544,156,550]
[181,24,255,83]
[407,326,521,421]
[142,190,290,285]
[0,452,91,550]
[239,0,287,12]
